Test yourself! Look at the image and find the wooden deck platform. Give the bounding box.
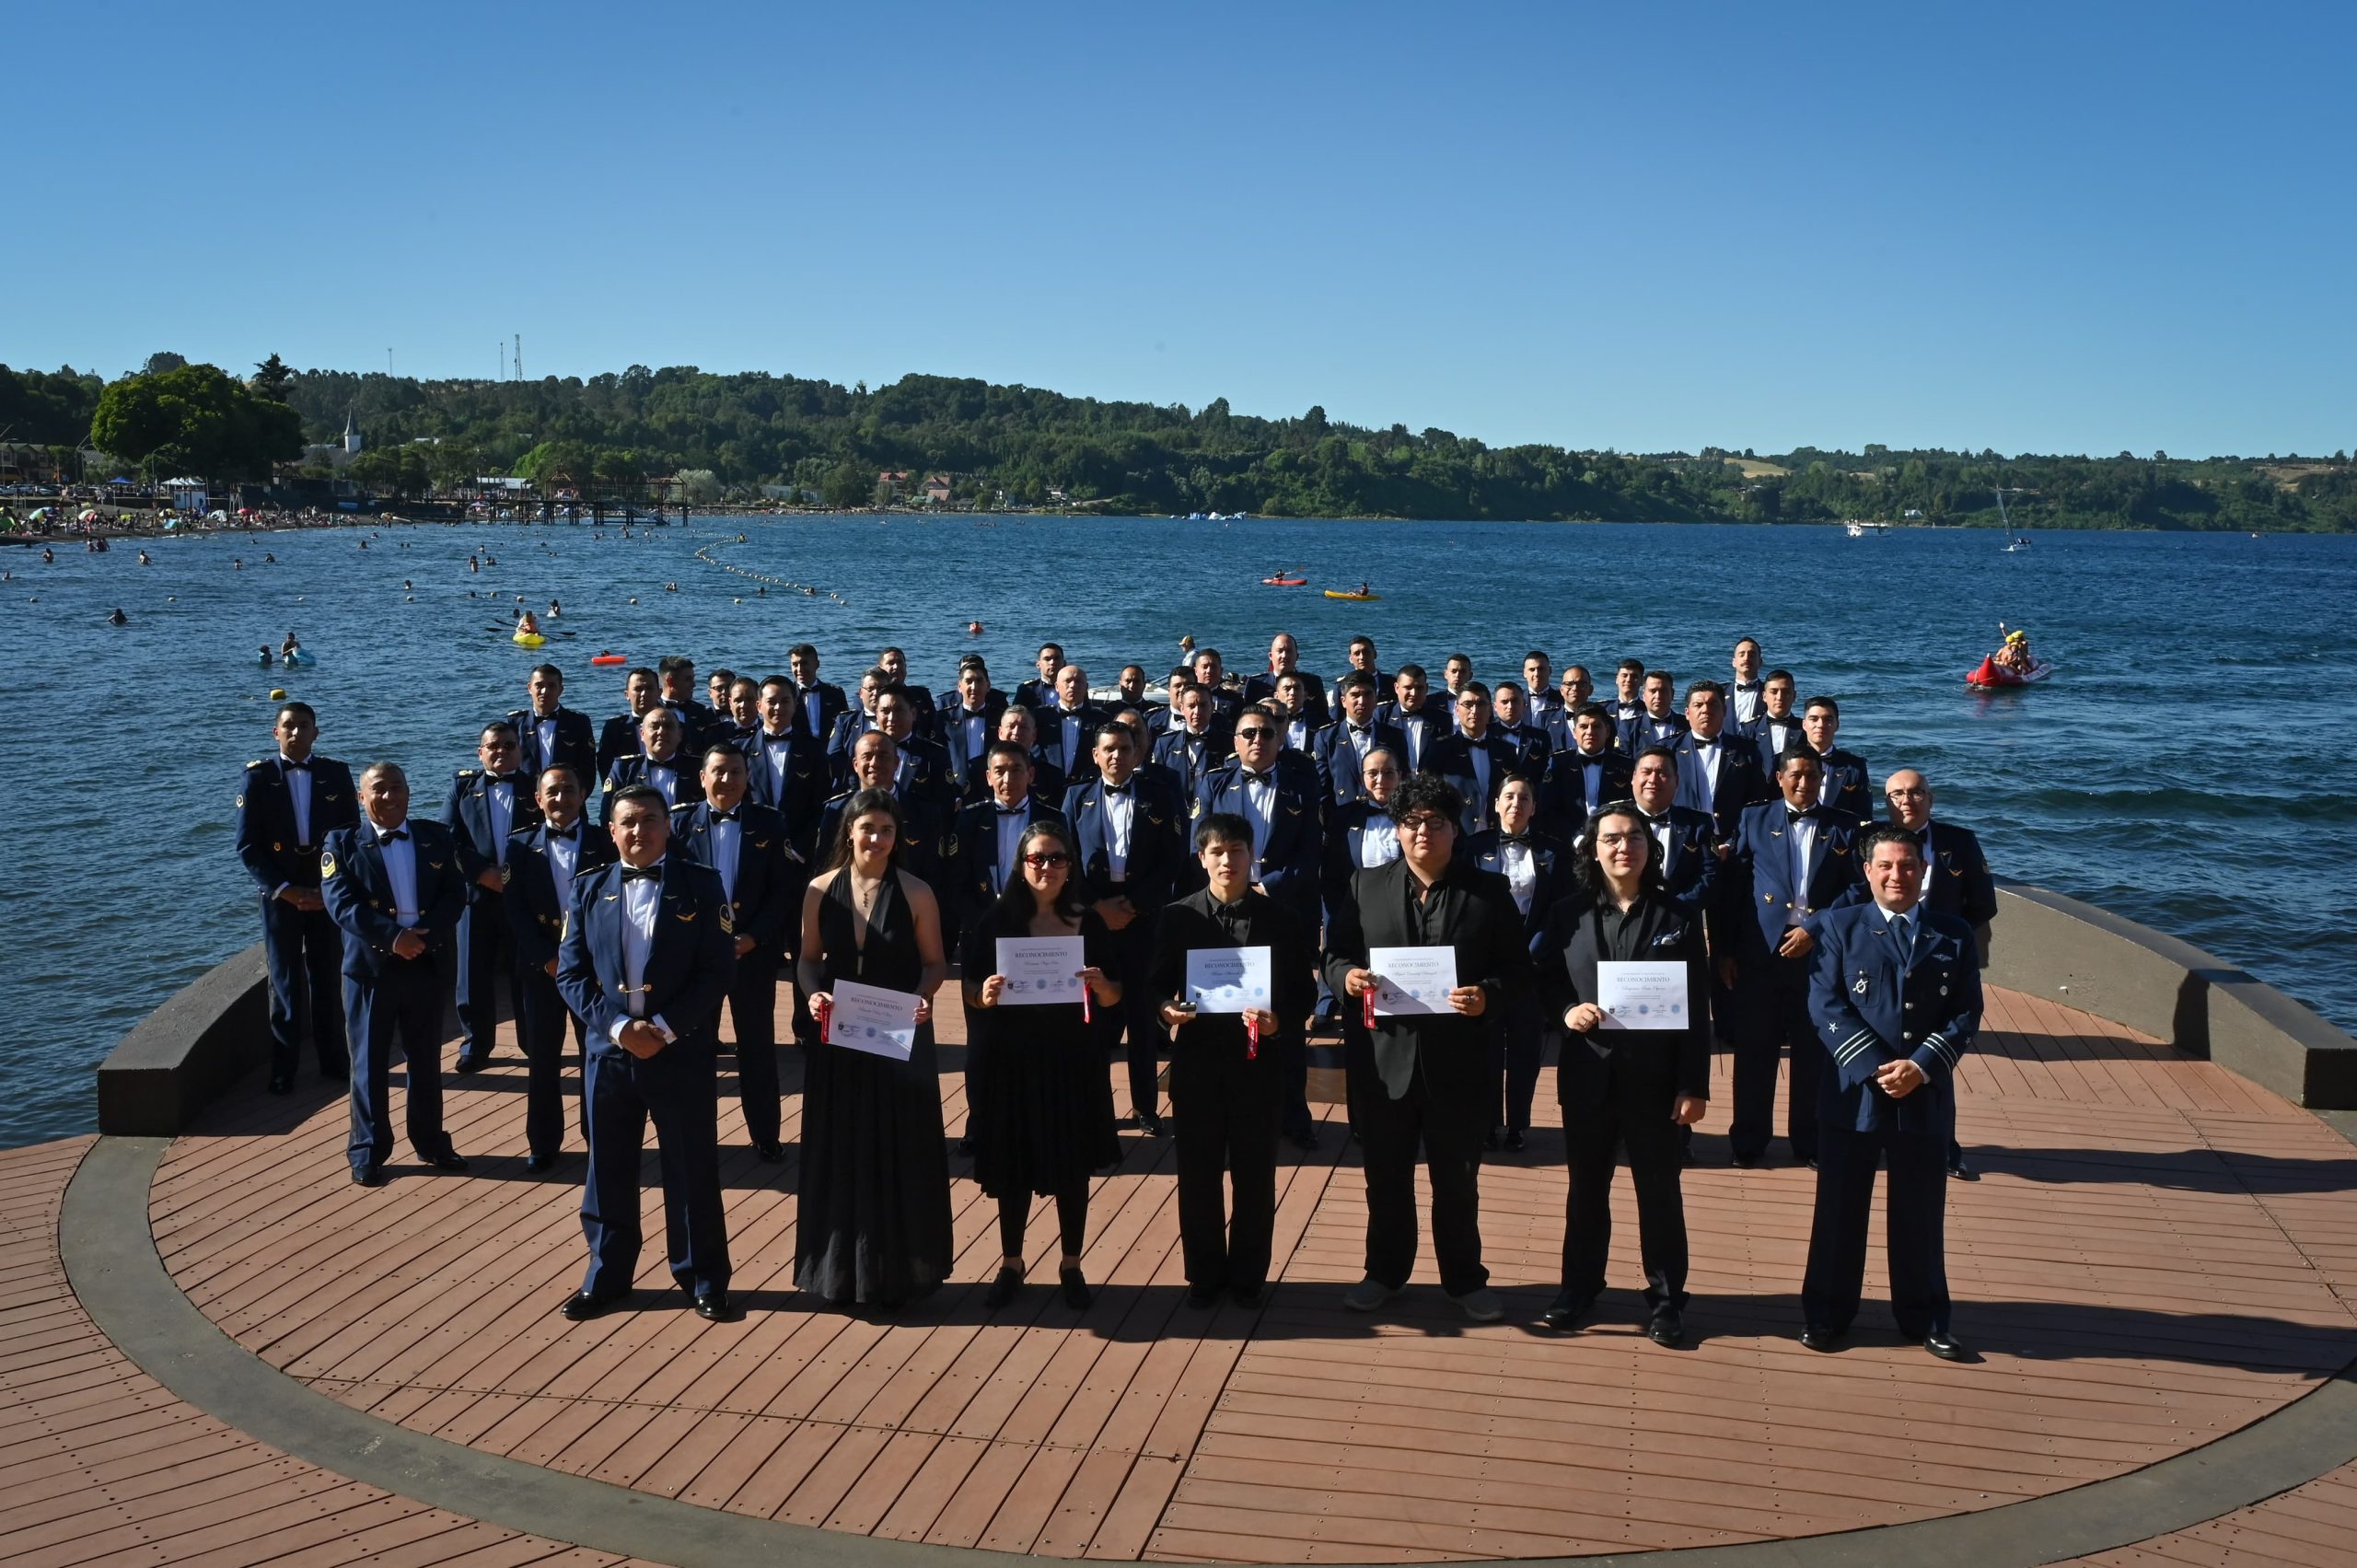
[6,983,2356,1565]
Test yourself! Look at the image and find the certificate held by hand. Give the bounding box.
[1186,946,1271,1014]
[995,935,1087,1006]
[1368,946,1457,1016]
[1596,960,1689,1030]
[828,978,921,1060]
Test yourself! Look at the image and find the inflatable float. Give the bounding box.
[281,650,314,668]
[1967,655,2052,689]
[590,653,628,667]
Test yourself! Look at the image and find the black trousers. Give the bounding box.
[581,1042,729,1300]
[1489,991,1548,1134]
[727,959,784,1146]
[261,893,347,1077]
[1169,1049,1281,1290]
[517,968,586,1160]
[1097,912,1165,1121]
[1802,1123,1950,1338]
[1562,1055,1689,1309]
[455,889,523,1062]
[1354,1067,1488,1296]
[1730,960,1820,1162]
[345,957,452,1172]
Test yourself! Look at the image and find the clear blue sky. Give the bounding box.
[10,0,2352,458]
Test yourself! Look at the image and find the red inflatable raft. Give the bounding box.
[1967,655,2051,689]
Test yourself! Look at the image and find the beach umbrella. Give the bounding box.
[27,507,48,521]
[79,508,102,522]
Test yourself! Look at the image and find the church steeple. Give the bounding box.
[342,410,362,456]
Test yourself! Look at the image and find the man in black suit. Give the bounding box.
[319,763,470,1186]
[657,656,719,747]
[1324,774,1527,1322]
[1629,746,1723,924]
[1014,641,1065,711]
[1542,665,1598,751]
[445,722,540,1073]
[1626,669,1689,754]
[1244,631,1330,729]
[1065,724,1190,1133]
[670,747,797,1163]
[235,701,360,1094]
[1521,651,1561,721]
[1311,670,1407,809]
[1422,682,1524,835]
[596,666,662,780]
[1190,647,1244,720]
[1802,696,1872,819]
[1671,680,1770,840]
[1151,812,1318,1307]
[1607,658,1647,742]
[1269,671,1323,756]
[511,664,598,786]
[994,703,1067,807]
[876,646,935,734]
[1542,704,1632,841]
[817,730,951,885]
[788,643,848,746]
[505,764,613,1170]
[1144,668,1193,737]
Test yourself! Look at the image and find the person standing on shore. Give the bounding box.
[236,702,359,1095]
[1801,824,1981,1362]
[319,763,470,1187]
[554,784,738,1323]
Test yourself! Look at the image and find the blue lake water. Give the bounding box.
[1,514,2349,1148]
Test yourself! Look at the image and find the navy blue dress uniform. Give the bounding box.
[795,678,850,745]
[1494,720,1552,778]
[669,798,798,1154]
[1062,767,1190,1126]
[1811,745,1872,820]
[1309,716,1408,808]
[888,730,959,810]
[319,817,468,1179]
[1635,803,1724,924]
[1725,799,1864,1165]
[509,704,598,786]
[1151,721,1233,799]
[1420,730,1526,834]
[1540,747,1633,841]
[1537,889,1712,1319]
[1803,899,1981,1344]
[1036,703,1111,783]
[935,699,1007,796]
[1329,668,1390,714]
[555,854,737,1308]
[444,766,542,1071]
[825,707,875,789]
[1374,696,1448,771]
[236,752,360,1085]
[1322,857,1528,1302]
[665,694,724,750]
[1463,827,1570,1142]
[602,748,702,823]
[944,795,1068,936]
[1671,730,1771,840]
[1623,709,1689,755]
[737,725,830,858]
[1149,888,1317,1301]
[505,817,616,1162]
[1746,711,1805,773]
[596,708,649,779]
[815,784,950,886]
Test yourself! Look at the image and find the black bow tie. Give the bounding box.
[622,865,660,882]
[1102,782,1132,796]
[709,810,737,823]
[1501,833,1531,846]
[377,827,408,842]
[1242,770,1274,786]
[1788,808,1816,826]
[1736,679,1761,691]
[994,804,1027,817]
[280,756,311,771]
[548,825,579,842]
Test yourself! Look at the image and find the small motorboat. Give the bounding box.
[1324,588,1380,601]
[1967,655,2052,689]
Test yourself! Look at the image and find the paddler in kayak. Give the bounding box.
[1992,628,2033,675]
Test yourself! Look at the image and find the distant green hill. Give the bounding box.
[8,359,2351,530]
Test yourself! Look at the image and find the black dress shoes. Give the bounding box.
[424,1152,470,1172]
[1503,1131,1527,1154]
[267,1073,294,1096]
[1187,1284,1221,1308]
[1059,1266,1092,1310]
[1923,1330,1969,1362]
[1288,1126,1319,1153]
[525,1152,557,1174]
[755,1139,787,1164]
[559,1288,627,1321]
[1230,1283,1264,1307]
[454,1052,490,1074]
[693,1292,739,1323]
[955,1134,976,1156]
[1948,1155,1979,1180]
[1648,1307,1685,1347]
[1138,1112,1167,1138]
[351,1164,386,1188]
[1538,1292,1595,1331]
[1799,1325,1844,1353]
[984,1266,1024,1309]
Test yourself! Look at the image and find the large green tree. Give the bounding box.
[89,363,304,479]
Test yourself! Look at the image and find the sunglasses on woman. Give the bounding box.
[1022,852,1072,868]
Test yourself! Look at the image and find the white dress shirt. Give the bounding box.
[1401,715,1427,769]
[708,812,741,900]
[1354,817,1401,869]
[281,755,314,845]
[533,714,558,767]
[1465,739,1492,821]
[761,729,795,791]
[1788,812,1820,925]
[1579,756,1607,811]
[1501,840,1537,917]
[1241,772,1275,860]
[375,819,420,926]
[487,777,516,864]
[1689,737,1722,814]
[613,863,674,1040]
[645,759,679,805]
[1059,711,1083,767]
[993,802,1029,892]
[545,824,582,913]
[1731,681,1763,724]
[1101,783,1134,880]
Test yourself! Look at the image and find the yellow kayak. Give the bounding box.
[1323,589,1380,601]
[512,631,546,646]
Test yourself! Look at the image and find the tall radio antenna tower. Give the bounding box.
[514,334,523,381]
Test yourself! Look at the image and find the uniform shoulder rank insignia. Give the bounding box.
[718,904,734,935]
[1189,797,1202,818]
[319,850,337,878]
[458,768,479,778]
[247,759,268,771]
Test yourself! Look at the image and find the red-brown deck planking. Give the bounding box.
[4,980,2348,1565]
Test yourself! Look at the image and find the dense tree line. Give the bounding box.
[5,358,2351,529]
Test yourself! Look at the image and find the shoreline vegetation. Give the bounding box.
[5,357,2352,533]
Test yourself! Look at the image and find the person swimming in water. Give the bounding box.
[259,645,273,665]
[547,598,562,618]
[282,633,303,661]
[108,608,128,625]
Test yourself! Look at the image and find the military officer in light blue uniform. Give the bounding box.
[1802,823,1981,1361]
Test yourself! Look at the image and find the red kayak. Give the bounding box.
[1968,655,2052,689]
[1261,575,1308,587]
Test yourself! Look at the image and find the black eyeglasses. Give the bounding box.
[1022,852,1072,868]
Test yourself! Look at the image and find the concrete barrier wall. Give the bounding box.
[94,887,2357,1134]
[1987,881,2357,1109]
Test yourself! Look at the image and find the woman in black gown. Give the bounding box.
[960,822,1122,1309]
[795,788,954,1308]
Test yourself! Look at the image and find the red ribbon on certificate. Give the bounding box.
[1246,1011,1260,1061]
[1363,986,1377,1029]
[815,996,832,1045]
[1082,983,1092,1025]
